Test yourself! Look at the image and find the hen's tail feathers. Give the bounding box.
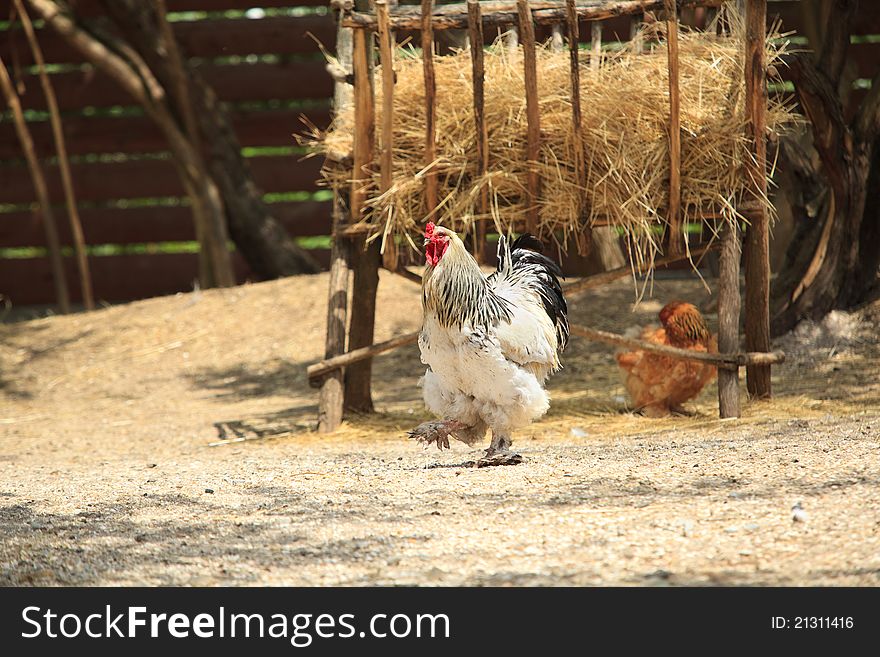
[496,233,570,351]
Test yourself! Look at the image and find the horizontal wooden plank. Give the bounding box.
[0,249,332,305]
[0,15,335,66]
[13,61,332,111]
[0,155,325,203]
[844,42,880,81]
[1,239,708,306]
[0,0,331,17]
[770,0,880,36]
[0,200,331,247]
[0,106,332,159]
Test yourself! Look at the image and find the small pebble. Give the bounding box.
[204,488,214,494]
[792,502,808,523]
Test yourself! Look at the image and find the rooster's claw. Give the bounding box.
[408,419,466,451]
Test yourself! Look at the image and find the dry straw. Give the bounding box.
[310,7,797,271]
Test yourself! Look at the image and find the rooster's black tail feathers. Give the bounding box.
[495,234,569,351]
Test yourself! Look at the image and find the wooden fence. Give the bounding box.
[0,0,877,305]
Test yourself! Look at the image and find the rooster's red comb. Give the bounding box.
[425,222,437,238]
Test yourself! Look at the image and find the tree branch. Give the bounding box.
[15,0,94,310]
[28,0,235,287]
[787,53,850,198]
[815,0,855,82]
[0,54,70,313]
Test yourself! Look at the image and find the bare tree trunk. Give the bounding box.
[31,0,319,283]
[771,1,880,334]
[98,0,320,280]
[189,77,322,278]
[29,0,236,288]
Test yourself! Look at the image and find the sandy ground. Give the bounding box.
[1,271,879,586]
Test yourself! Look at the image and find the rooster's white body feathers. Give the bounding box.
[418,231,568,445]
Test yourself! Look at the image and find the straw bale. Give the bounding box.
[309,9,797,270]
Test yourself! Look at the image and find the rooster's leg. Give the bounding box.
[477,432,523,467]
[407,419,468,451]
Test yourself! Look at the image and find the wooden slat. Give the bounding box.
[421,0,438,216]
[664,0,682,256]
[0,107,331,159]
[349,1,880,36]
[0,249,332,305]
[518,0,541,234]
[342,1,726,30]
[0,235,713,307]
[349,17,374,223]
[12,61,332,111]
[0,15,336,65]
[775,42,880,83]
[467,0,488,260]
[0,0,331,16]
[3,2,877,66]
[0,200,331,247]
[566,0,585,230]
[0,155,324,203]
[768,0,880,35]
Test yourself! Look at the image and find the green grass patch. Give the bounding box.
[167,5,329,22]
[294,235,331,249]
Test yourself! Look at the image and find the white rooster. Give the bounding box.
[408,223,569,466]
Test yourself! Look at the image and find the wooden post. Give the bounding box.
[421,0,438,217]
[590,19,601,72]
[506,26,519,55]
[517,0,541,235]
[318,16,355,433]
[743,0,771,398]
[376,0,398,271]
[717,219,741,418]
[630,13,643,54]
[345,0,381,414]
[566,0,585,246]
[551,23,564,51]
[350,9,374,223]
[665,0,683,256]
[467,0,489,259]
[319,188,354,432]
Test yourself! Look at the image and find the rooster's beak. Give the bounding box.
[423,238,430,246]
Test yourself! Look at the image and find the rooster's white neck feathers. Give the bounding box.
[422,233,513,332]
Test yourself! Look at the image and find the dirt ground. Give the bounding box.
[1,270,879,586]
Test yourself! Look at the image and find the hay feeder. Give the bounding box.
[308,0,787,431]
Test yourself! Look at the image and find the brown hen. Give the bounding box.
[616,301,718,417]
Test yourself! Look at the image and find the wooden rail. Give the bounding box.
[341,0,725,30]
[309,330,420,384]
[569,323,784,370]
[307,316,784,383]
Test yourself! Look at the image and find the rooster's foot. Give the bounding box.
[407,419,467,451]
[476,450,523,468]
[670,405,696,417]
